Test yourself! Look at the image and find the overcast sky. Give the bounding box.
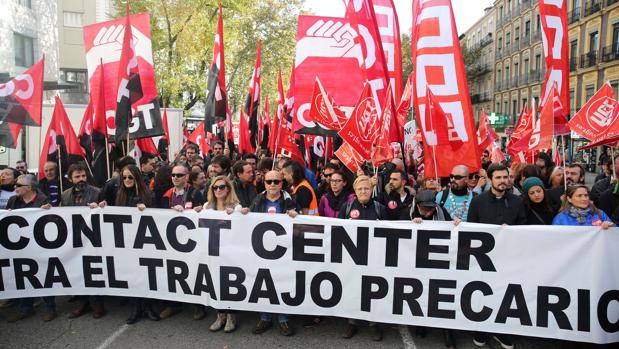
[303,0,495,35]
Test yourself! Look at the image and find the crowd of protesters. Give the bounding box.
[0,141,616,349]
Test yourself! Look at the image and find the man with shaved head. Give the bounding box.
[435,164,474,221]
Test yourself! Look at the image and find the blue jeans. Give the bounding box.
[20,297,55,314]
[260,313,288,323]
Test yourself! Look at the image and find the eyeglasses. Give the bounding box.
[212,184,227,191]
[330,179,343,183]
[171,173,186,178]
[122,175,134,180]
[265,179,282,185]
[450,174,466,180]
[469,174,480,180]
[15,183,28,188]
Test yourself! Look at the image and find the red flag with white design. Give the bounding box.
[372,0,403,102]
[276,122,304,165]
[0,122,22,148]
[371,85,395,166]
[187,122,211,156]
[269,71,285,154]
[569,82,617,140]
[580,102,619,149]
[478,110,499,151]
[238,109,254,154]
[78,100,94,157]
[0,57,44,126]
[336,142,364,173]
[489,142,506,164]
[39,96,85,180]
[338,82,380,159]
[308,77,347,133]
[245,41,261,148]
[412,0,480,177]
[130,137,159,160]
[395,74,413,142]
[539,0,570,134]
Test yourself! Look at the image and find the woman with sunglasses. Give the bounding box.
[98,165,159,324]
[203,175,242,333]
[552,185,612,228]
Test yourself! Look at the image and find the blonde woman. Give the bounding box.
[203,175,241,332]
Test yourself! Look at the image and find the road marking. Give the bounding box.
[94,324,129,349]
[398,325,418,349]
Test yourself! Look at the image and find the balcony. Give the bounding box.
[580,51,598,68]
[522,0,532,10]
[496,81,503,91]
[608,0,619,6]
[511,76,520,88]
[504,44,512,56]
[601,46,619,62]
[570,58,578,71]
[480,92,492,102]
[496,48,503,59]
[530,70,543,82]
[513,40,520,51]
[568,7,581,24]
[532,31,542,43]
[584,1,601,17]
[520,73,529,84]
[480,34,493,48]
[522,34,531,45]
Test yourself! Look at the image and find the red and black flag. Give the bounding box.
[245,40,261,149]
[39,96,85,180]
[260,96,270,149]
[114,3,144,147]
[78,100,94,161]
[0,122,22,148]
[0,57,44,126]
[205,2,232,143]
[130,137,159,161]
[157,107,170,159]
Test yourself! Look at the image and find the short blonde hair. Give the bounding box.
[353,175,372,190]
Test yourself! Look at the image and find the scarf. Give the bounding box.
[568,206,591,224]
[326,190,351,211]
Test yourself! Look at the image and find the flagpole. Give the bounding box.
[272,107,284,171]
[105,138,111,181]
[57,148,64,193]
[612,147,617,180]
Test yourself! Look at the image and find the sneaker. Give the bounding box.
[253,320,272,334]
[209,313,226,332]
[342,324,357,339]
[224,313,237,333]
[371,325,383,342]
[43,310,57,322]
[473,332,487,347]
[493,334,514,349]
[279,321,294,336]
[159,306,181,320]
[7,308,35,323]
[193,306,206,320]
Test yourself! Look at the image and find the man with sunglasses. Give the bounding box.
[435,165,475,222]
[247,170,297,336]
[160,165,205,320]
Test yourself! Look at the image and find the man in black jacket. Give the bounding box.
[592,153,619,205]
[39,161,70,206]
[378,169,414,220]
[467,164,525,349]
[232,160,257,208]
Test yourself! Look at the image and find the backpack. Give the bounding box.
[344,200,381,219]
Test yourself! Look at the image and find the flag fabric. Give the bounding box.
[345,0,390,116]
[412,0,481,177]
[489,142,506,164]
[395,74,413,143]
[335,142,364,173]
[338,82,379,159]
[507,105,535,157]
[78,100,94,161]
[238,110,254,154]
[39,96,85,180]
[130,137,158,161]
[478,110,499,151]
[372,0,403,102]
[269,71,285,154]
[275,103,304,165]
[205,2,232,142]
[0,122,22,148]
[245,41,261,148]
[187,121,211,156]
[307,77,347,134]
[114,4,144,147]
[260,96,271,149]
[539,0,570,131]
[91,60,112,187]
[371,86,395,166]
[580,102,619,149]
[531,89,556,151]
[0,57,44,126]
[568,82,617,140]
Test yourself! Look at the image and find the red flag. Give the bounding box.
[161,108,170,141]
[372,0,403,102]
[425,88,451,146]
[335,142,364,173]
[530,88,556,151]
[39,96,85,180]
[308,77,347,132]
[130,137,159,160]
[478,110,499,151]
[371,86,395,166]
[238,109,254,154]
[205,2,232,141]
[412,0,480,177]
[183,125,189,145]
[345,0,390,116]
[489,143,506,164]
[553,143,562,166]
[338,82,380,159]
[245,41,261,148]
[569,82,617,140]
[539,0,570,132]
[0,57,44,126]
[187,122,211,156]
[395,74,413,142]
[580,102,619,149]
[78,100,94,157]
[269,71,285,154]
[507,105,535,157]
[114,3,144,146]
[276,123,304,165]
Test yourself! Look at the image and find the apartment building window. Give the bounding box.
[523,98,528,108]
[610,80,619,99]
[498,37,503,50]
[60,69,89,93]
[535,54,541,71]
[536,14,541,31]
[14,33,34,67]
[17,0,31,8]
[612,24,619,51]
[515,27,520,47]
[585,85,595,101]
[513,100,518,117]
[524,58,530,74]
[506,66,510,83]
[573,0,581,10]
[497,69,502,83]
[589,31,599,52]
[506,32,511,47]
[525,20,531,37]
[570,89,575,114]
[504,101,509,114]
[497,102,501,113]
[63,12,83,28]
[570,40,578,70]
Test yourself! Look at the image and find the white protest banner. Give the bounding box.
[0,207,618,344]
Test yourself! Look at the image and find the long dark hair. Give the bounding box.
[153,164,173,194]
[521,184,554,214]
[116,165,151,206]
[560,185,600,216]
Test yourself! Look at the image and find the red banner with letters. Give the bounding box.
[372,0,403,102]
[411,0,480,177]
[569,82,617,141]
[539,0,570,134]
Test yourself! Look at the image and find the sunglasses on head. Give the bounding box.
[122,175,134,180]
[171,173,186,178]
[450,174,466,180]
[265,179,282,185]
[212,184,227,191]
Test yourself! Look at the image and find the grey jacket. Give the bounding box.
[61,185,101,207]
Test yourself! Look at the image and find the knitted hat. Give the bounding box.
[522,177,544,194]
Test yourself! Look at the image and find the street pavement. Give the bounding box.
[0,296,614,349]
[0,171,613,349]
